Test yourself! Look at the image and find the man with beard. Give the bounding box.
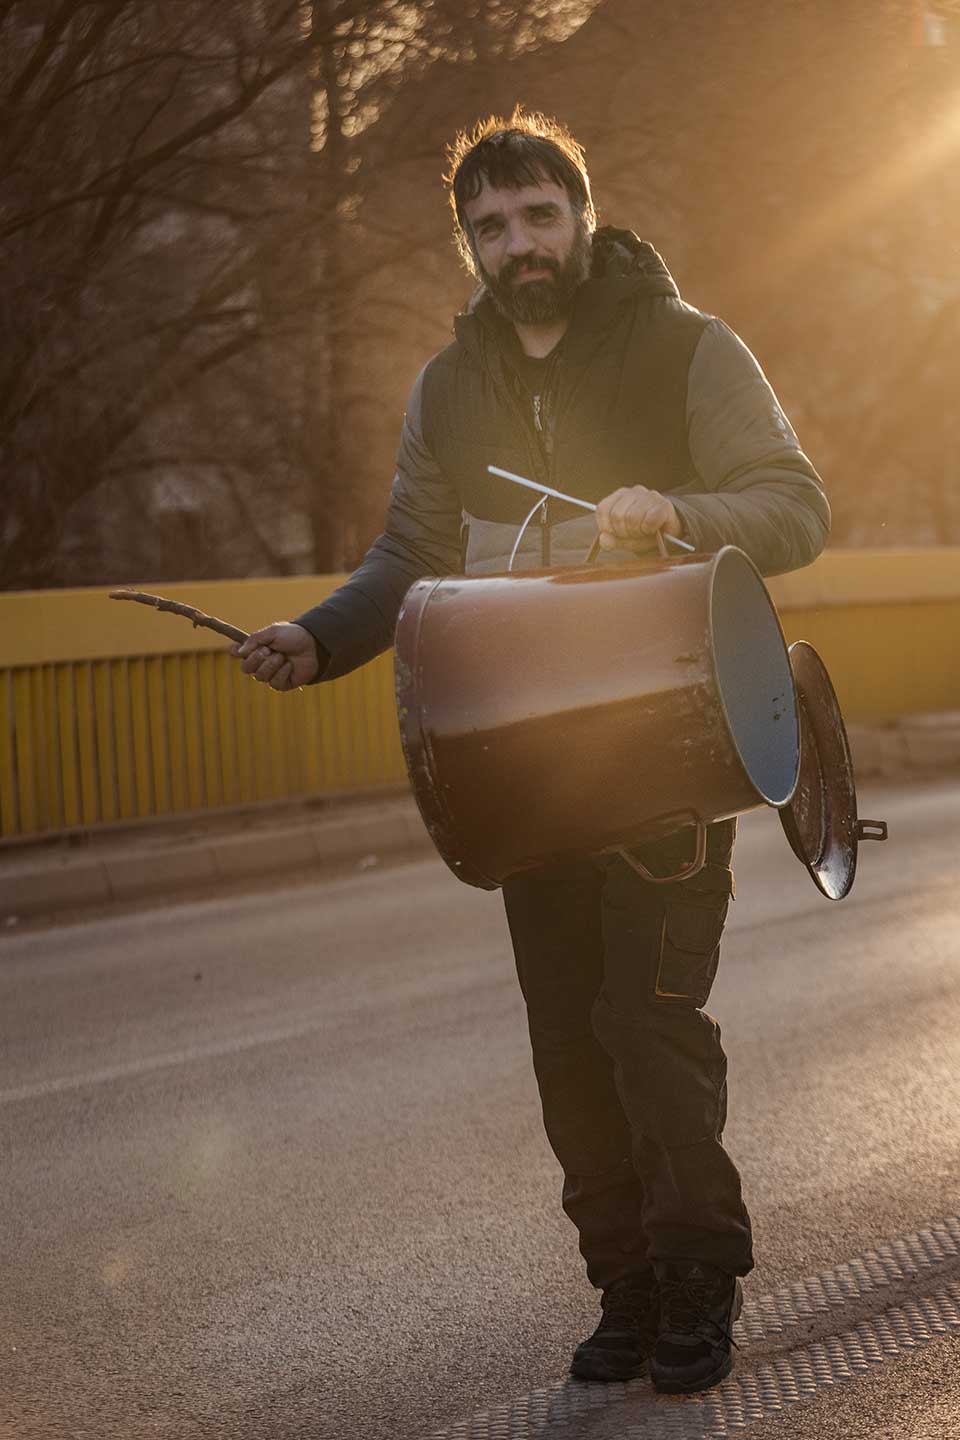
[232,110,830,1393]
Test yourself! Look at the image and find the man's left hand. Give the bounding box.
[595,485,682,552]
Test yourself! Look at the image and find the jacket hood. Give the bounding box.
[456,227,679,350]
[588,228,678,293]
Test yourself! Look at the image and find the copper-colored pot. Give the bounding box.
[395,547,800,890]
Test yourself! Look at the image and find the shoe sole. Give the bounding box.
[651,1350,733,1394]
[651,1279,743,1395]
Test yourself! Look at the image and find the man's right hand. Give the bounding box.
[231,622,322,691]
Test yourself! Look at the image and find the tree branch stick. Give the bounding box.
[109,588,248,643]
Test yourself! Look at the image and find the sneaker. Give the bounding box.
[649,1260,742,1393]
[570,1271,659,1382]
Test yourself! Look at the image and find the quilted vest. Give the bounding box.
[420,239,709,571]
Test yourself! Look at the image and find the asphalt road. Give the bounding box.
[2,778,960,1440]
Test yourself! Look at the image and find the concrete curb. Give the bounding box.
[2,714,959,924]
[0,794,434,923]
[847,712,960,781]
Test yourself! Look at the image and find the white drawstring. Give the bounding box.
[508,496,548,572]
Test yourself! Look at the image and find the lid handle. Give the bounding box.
[857,819,888,842]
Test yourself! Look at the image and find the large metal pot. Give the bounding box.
[395,547,801,890]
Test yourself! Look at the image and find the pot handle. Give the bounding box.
[584,527,673,567]
[619,819,708,885]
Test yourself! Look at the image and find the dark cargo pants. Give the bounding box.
[502,819,753,1290]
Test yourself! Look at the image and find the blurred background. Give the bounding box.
[3,0,959,594]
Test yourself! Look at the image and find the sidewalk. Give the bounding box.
[847,711,960,782]
[0,788,433,925]
[2,714,958,925]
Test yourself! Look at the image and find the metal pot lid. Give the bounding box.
[777,641,888,901]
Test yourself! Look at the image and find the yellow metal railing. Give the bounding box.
[0,576,406,841]
[769,548,960,723]
[1,552,959,842]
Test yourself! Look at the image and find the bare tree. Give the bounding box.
[0,0,601,589]
[1,3,331,586]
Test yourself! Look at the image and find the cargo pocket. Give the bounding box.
[654,864,734,1008]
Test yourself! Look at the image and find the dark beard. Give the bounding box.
[483,221,593,324]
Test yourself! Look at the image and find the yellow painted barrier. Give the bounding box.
[766,549,960,724]
[0,576,407,841]
[1,552,958,841]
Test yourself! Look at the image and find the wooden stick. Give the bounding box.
[109,589,249,644]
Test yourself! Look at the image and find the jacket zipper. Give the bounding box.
[486,331,566,570]
[533,394,551,565]
[542,356,571,566]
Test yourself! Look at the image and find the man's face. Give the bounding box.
[462,176,593,324]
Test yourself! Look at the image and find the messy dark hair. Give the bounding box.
[444,106,596,270]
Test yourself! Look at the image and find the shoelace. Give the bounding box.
[600,1280,657,1331]
[657,1274,740,1351]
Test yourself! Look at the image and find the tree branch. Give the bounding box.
[0,0,375,245]
[3,0,80,109]
[109,588,248,643]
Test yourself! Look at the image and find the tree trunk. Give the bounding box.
[306,0,349,573]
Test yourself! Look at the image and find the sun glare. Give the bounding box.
[764,78,960,281]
